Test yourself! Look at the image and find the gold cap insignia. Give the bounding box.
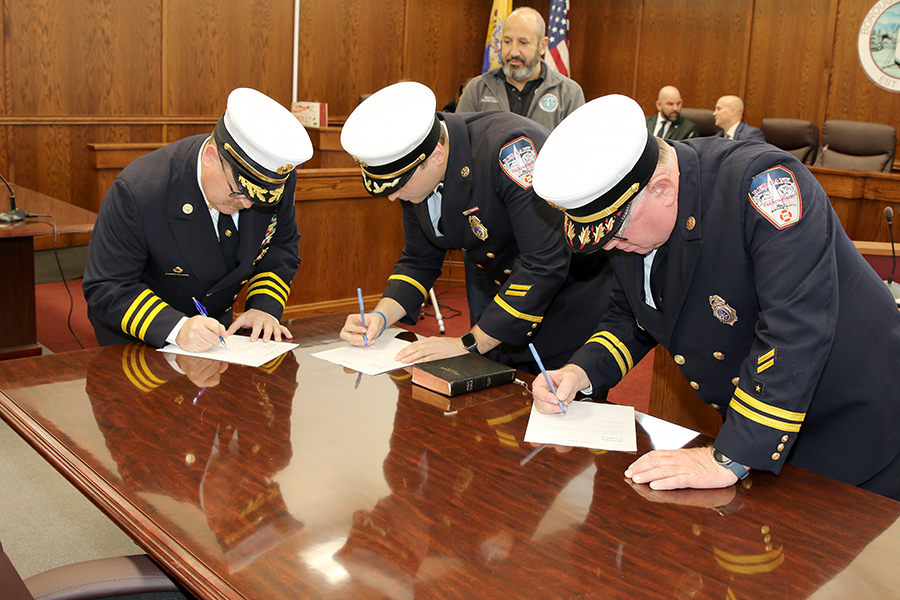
[277,164,293,175]
[182,203,194,215]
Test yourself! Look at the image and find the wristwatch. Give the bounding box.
[461,332,479,353]
[713,448,750,480]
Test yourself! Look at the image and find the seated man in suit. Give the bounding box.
[713,95,765,141]
[646,86,699,141]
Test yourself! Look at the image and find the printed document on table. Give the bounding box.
[311,335,412,376]
[524,401,637,452]
[158,335,298,367]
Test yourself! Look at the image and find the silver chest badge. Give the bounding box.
[710,295,738,326]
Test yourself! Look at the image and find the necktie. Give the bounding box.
[218,213,240,271]
[649,244,669,308]
[724,132,731,139]
[655,120,666,138]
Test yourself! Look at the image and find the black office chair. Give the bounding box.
[760,118,820,165]
[0,538,190,600]
[680,107,722,137]
[814,119,896,173]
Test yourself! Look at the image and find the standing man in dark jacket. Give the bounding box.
[532,94,900,500]
[84,88,312,351]
[339,82,613,373]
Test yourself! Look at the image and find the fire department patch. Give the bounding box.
[748,166,802,230]
[499,137,537,190]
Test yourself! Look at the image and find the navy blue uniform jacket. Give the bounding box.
[384,112,613,367]
[83,135,301,347]
[569,138,900,488]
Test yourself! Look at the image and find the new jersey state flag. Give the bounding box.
[482,0,512,73]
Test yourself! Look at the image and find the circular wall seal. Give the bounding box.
[858,1,900,92]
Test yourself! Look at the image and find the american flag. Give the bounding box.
[546,0,570,77]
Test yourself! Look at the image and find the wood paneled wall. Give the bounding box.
[0,0,897,213]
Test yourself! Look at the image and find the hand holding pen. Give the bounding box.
[529,343,566,415]
[192,297,228,349]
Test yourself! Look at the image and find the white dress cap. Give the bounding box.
[223,88,313,171]
[533,94,649,209]
[341,81,437,167]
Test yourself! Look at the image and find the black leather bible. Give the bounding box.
[411,353,516,396]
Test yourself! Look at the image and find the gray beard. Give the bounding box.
[502,59,540,82]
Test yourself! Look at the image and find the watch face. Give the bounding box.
[462,333,477,352]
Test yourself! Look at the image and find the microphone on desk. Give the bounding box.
[884,206,900,306]
[0,172,25,223]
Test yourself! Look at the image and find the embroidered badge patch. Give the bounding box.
[748,166,802,229]
[499,137,537,189]
[539,93,560,113]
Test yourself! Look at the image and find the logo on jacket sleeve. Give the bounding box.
[748,166,802,229]
[499,137,537,189]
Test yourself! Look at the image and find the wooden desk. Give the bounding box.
[0,185,96,360]
[810,165,900,243]
[0,313,898,599]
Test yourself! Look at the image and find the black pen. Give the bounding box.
[192,296,228,349]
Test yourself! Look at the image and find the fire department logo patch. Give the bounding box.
[499,137,537,189]
[748,166,803,230]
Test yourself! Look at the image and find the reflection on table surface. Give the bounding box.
[0,313,898,600]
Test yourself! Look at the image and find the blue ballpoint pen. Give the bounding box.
[191,296,228,349]
[528,343,566,415]
[357,288,368,347]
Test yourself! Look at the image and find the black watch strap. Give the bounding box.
[713,449,750,480]
[461,332,478,353]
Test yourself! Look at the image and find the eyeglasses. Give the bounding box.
[611,191,642,242]
[218,155,246,199]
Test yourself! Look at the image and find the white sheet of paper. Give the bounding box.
[311,336,412,376]
[524,401,637,452]
[634,410,699,450]
[157,335,298,367]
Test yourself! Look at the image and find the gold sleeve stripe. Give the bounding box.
[597,332,633,370]
[247,286,288,307]
[250,272,290,295]
[504,290,527,297]
[757,349,775,364]
[729,399,802,432]
[137,303,166,340]
[492,296,543,322]
[388,274,428,300]
[122,291,168,339]
[734,387,806,422]
[589,336,628,378]
[714,547,785,574]
[508,284,532,291]
[487,405,532,425]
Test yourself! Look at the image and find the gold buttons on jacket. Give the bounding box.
[486,252,495,259]
[182,203,193,215]
[531,323,538,329]
[504,269,511,275]
[461,166,470,177]
[732,377,740,386]
[713,351,725,360]
[710,403,720,410]
[771,452,781,461]
[690,381,700,390]
[686,216,696,230]
[526,331,533,337]
[494,280,501,285]
[781,435,789,443]
[674,354,685,365]
[777,443,785,451]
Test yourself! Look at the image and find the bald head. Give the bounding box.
[714,95,744,130]
[500,7,549,85]
[656,86,684,122]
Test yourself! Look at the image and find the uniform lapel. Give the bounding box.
[662,144,703,343]
[169,176,226,288]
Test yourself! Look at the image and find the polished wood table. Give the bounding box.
[0,184,96,360]
[0,313,898,599]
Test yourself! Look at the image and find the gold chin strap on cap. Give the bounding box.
[223,142,292,185]
[565,182,640,223]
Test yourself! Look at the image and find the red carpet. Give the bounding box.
[35,282,651,413]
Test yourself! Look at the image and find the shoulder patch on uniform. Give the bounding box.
[748,166,802,229]
[499,136,537,189]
